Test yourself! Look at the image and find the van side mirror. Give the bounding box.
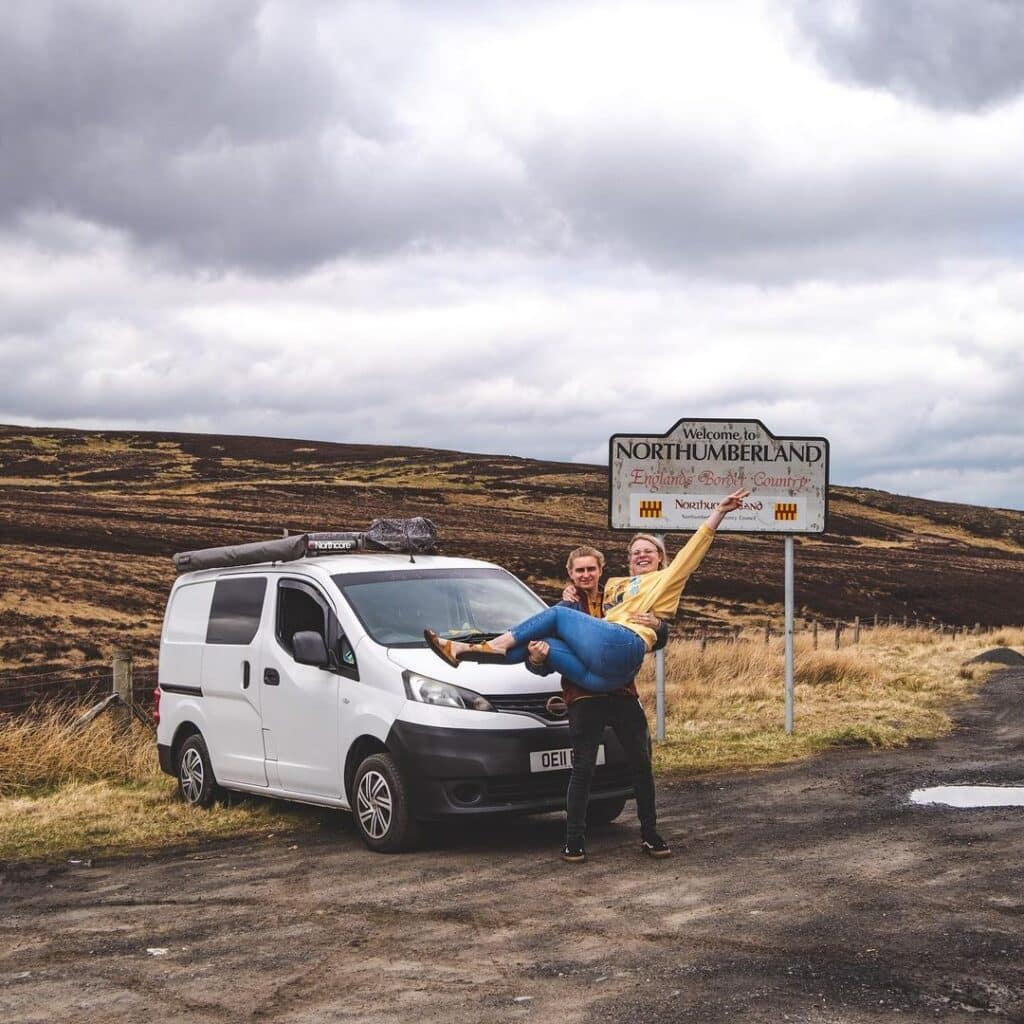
[292,631,329,668]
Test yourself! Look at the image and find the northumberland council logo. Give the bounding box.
[639,500,662,519]
[774,502,798,521]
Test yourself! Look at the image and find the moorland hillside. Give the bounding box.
[1,424,1021,675]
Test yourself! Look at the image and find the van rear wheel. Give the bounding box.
[176,733,220,809]
[352,753,419,853]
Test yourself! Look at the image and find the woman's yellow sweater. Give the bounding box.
[601,525,715,649]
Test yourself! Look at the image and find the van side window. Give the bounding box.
[276,580,359,679]
[276,580,328,655]
[166,581,215,643]
[206,578,267,645]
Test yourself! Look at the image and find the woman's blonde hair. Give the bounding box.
[565,545,605,575]
[627,532,667,570]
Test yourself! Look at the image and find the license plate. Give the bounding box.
[529,745,606,773]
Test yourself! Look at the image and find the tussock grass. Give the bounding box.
[638,626,1024,775]
[0,707,316,860]
[0,706,159,797]
[0,779,311,862]
[1,627,1021,861]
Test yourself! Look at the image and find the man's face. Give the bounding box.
[568,556,602,595]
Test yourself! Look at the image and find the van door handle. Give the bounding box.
[264,668,280,686]
[242,661,251,689]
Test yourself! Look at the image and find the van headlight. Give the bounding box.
[403,671,494,712]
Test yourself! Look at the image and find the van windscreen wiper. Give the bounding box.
[436,630,502,643]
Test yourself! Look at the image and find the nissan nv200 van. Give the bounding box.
[156,532,633,851]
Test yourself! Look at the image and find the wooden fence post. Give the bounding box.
[699,632,707,655]
[812,620,819,650]
[112,650,133,732]
[764,623,771,645]
[834,620,841,649]
[873,613,878,629]
[853,616,860,644]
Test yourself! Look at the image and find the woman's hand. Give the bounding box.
[706,487,751,530]
[561,584,579,603]
[715,487,750,514]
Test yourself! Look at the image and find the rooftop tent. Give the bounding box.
[172,534,308,573]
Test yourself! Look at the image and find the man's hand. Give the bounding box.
[527,640,550,666]
[561,584,579,603]
[630,612,661,630]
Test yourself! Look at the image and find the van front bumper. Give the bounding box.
[385,721,634,820]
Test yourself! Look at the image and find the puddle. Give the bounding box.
[910,786,1024,808]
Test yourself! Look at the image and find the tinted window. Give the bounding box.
[276,581,328,655]
[206,577,267,645]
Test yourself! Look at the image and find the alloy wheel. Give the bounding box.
[356,769,393,839]
[180,746,204,804]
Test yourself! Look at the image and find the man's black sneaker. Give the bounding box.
[640,834,672,858]
[562,841,586,863]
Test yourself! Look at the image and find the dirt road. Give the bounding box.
[3,670,1024,1023]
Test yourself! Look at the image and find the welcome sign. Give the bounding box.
[609,419,829,533]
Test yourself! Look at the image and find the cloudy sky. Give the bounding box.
[2,0,1023,509]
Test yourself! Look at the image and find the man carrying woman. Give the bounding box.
[425,487,749,860]
[524,541,670,863]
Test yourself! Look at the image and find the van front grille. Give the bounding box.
[487,692,568,723]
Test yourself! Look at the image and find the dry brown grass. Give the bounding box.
[0,706,317,860]
[639,625,1024,775]
[1,627,1021,861]
[0,705,160,797]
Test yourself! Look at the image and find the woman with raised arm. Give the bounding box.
[425,488,748,689]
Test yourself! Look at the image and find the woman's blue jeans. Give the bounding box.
[506,606,647,692]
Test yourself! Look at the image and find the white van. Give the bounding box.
[155,535,634,852]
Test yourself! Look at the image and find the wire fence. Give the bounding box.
[0,661,158,719]
[1,613,1011,718]
[663,614,1004,651]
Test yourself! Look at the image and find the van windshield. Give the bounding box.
[332,567,545,647]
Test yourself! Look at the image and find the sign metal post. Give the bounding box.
[655,648,666,742]
[785,535,794,733]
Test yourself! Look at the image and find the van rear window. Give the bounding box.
[206,577,268,645]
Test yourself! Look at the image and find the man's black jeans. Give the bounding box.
[565,694,657,843]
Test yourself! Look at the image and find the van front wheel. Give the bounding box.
[176,733,220,809]
[352,753,419,853]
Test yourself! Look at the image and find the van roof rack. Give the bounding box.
[172,517,438,573]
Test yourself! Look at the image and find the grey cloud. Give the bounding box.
[0,1,526,273]
[4,0,1024,282]
[527,124,1024,280]
[794,0,1024,111]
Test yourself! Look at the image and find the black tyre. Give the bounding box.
[352,753,419,853]
[586,794,628,827]
[176,733,220,809]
